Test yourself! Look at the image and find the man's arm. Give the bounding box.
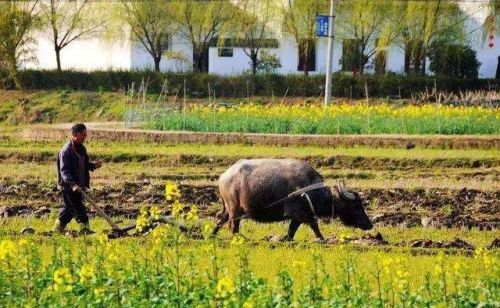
[84,146,101,171]
[59,149,76,186]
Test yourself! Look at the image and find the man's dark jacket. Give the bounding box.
[57,141,96,192]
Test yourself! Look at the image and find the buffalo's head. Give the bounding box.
[332,181,373,230]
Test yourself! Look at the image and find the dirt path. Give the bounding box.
[20,123,500,149]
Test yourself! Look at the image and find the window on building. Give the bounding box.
[218,48,234,57]
[298,39,316,72]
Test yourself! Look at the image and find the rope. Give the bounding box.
[263,182,327,210]
[301,192,316,216]
[226,182,331,224]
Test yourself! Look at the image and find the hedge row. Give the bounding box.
[2,69,498,98]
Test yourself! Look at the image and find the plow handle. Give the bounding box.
[79,190,121,230]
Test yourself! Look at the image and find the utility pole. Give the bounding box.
[324,0,335,106]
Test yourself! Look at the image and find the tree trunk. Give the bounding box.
[154,56,161,72]
[6,61,21,89]
[251,52,258,75]
[193,52,201,72]
[55,47,61,72]
[304,41,309,76]
[193,49,209,73]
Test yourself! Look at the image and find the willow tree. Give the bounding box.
[484,0,499,42]
[336,0,398,75]
[230,0,277,76]
[171,0,235,72]
[40,0,105,71]
[280,0,327,76]
[484,0,500,78]
[117,0,174,72]
[392,0,466,75]
[0,1,39,88]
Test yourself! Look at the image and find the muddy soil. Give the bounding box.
[406,238,475,250]
[1,180,499,229]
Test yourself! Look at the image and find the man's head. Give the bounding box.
[71,123,87,144]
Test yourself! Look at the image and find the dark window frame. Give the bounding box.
[218,48,234,57]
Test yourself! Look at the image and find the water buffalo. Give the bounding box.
[214,159,373,241]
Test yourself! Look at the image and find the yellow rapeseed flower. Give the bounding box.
[171,200,184,219]
[243,298,255,308]
[185,207,199,223]
[151,225,169,245]
[216,275,236,298]
[97,234,108,246]
[0,240,16,261]
[165,181,181,201]
[230,235,245,247]
[79,263,96,284]
[150,206,162,220]
[53,267,73,292]
[136,215,149,232]
[203,221,215,238]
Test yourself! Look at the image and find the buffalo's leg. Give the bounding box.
[212,212,229,235]
[229,217,241,234]
[307,219,324,241]
[282,220,301,241]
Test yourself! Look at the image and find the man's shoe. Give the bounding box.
[79,222,95,235]
[52,219,66,233]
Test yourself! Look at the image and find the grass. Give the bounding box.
[0,163,498,191]
[0,90,129,125]
[2,139,499,160]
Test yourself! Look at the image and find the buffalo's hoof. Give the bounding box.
[269,235,292,242]
[314,238,326,244]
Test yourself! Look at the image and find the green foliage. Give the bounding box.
[113,1,174,72]
[393,0,467,75]
[255,51,281,74]
[0,2,39,89]
[429,42,480,78]
[1,69,499,98]
[170,0,236,73]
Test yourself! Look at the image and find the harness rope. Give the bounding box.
[232,182,331,222]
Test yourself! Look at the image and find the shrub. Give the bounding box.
[429,42,481,78]
[1,69,498,98]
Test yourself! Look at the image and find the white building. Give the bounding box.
[25,2,498,78]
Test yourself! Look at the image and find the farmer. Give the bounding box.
[53,123,102,234]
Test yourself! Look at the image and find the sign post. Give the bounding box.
[321,0,335,106]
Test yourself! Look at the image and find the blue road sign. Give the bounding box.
[316,15,329,37]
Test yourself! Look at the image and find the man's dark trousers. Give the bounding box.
[59,190,89,226]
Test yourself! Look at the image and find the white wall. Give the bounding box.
[476,42,498,78]
[208,47,251,75]
[24,32,132,71]
[130,34,193,72]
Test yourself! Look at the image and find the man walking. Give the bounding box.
[53,123,102,234]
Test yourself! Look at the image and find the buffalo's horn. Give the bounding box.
[339,181,356,200]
